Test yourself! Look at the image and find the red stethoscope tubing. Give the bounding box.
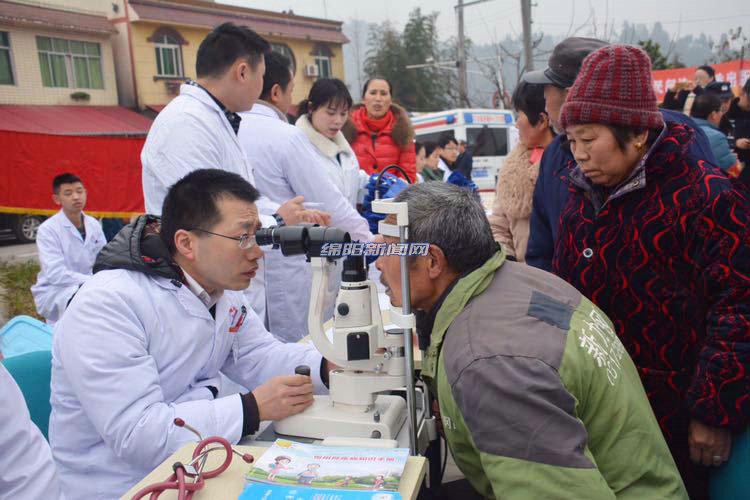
[131,436,234,500]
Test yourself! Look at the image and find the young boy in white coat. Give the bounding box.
[49,169,336,499]
[31,173,105,324]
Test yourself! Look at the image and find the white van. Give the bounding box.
[412,108,518,190]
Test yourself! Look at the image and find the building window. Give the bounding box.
[311,44,333,79]
[271,43,296,75]
[36,36,103,89]
[0,31,14,85]
[154,34,183,77]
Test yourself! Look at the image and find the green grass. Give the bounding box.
[0,261,42,322]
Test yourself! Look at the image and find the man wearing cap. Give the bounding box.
[523,38,717,271]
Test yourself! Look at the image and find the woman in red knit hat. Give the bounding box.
[552,44,750,499]
[344,77,416,182]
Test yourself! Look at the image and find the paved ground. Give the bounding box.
[0,241,38,264]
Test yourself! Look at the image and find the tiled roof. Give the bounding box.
[0,105,153,136]
[0,1,115,35]
[129,0,348,44]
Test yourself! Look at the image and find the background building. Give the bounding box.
[0,0,119,105]
[110,0,349,111]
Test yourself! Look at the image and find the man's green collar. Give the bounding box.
[420,249,506,387]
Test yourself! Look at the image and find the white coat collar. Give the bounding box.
[181,268,223,309]
[57,209,84,229]
[296,114,354,160]
[179,84,243,142]
[148,273,221,322]
[250,101,288,122]
[179,83,223,113]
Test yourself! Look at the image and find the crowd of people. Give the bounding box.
[3,21,749,500]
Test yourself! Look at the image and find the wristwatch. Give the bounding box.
[272,212,286,227]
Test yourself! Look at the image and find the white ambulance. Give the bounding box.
[412,108,518,191]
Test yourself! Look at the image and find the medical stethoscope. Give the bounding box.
[131,418,254,500]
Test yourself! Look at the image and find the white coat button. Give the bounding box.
[583,248,594,259]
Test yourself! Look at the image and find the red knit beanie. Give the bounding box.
[559,45,664,130]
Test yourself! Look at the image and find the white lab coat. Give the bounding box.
[295,114,369,207]
[437,158,452,181]
[30,210,105,324]
[49,268,325,499]
[238,103,372,342]
[0,364,64,499]
[140,83,276,321]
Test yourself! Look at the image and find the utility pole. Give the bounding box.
[455,0,491,107]
[520,0,533,72]
[457,0,467,106]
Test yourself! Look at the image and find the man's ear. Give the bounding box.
[173,229,197,261]
[270,83,282,104]
[234,59,250,83]
[425,244,448,279]
[52,194,61,206]
[538,112,550,129]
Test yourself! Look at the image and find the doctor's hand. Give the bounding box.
[252,374,314,421]
[300,209,331,226]
[277,196,332,226]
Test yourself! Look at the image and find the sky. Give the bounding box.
[221,0,750,45]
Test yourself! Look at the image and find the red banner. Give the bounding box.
[0,131,145,217]
[651,60,750,102]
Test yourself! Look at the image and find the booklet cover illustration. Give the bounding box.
[239,439,409,500]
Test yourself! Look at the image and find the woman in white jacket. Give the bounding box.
[296,79,368,207]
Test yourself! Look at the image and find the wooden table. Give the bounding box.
[123,443,427,500]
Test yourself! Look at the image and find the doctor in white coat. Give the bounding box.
[238,53,372,342]
[140,23,327,322]
[0,356,64,499]
[31,173,105,324]
[50,169,334,499]
[295,78,369,208]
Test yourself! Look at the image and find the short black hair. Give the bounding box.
[743,78,750,97]
[260,51,293,100]
[394,182,497,274]
[697,65,715,79]
[298,78,352,116]
[438,135,458,148]
[423,141,439,157]
[160,169,260,255]
[196,23,270,78]
[415,141,425,155]
[691,93,722,120]
[512,81,548,126]
[53,173,82,194]
[362,77,393,98]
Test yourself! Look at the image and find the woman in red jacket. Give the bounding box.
[344,78,416,182]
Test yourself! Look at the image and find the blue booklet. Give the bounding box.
[238,439,409,500]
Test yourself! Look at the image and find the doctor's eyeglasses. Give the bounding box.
[187,228,257,249]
